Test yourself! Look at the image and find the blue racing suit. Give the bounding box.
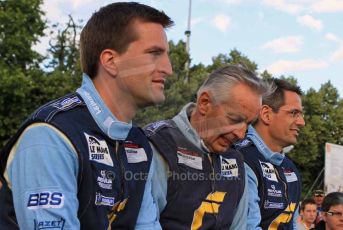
[0,74,161,229]
[147,103,248,230]
[236,126,301,230]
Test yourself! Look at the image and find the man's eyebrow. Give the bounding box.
[145,46,166,52]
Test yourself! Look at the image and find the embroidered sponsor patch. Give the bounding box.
[52,96,82,110]
[235,139,251,147]
[177,148,203,170]
[267,184,282,197]
[150,120,169,130]
[220,156,239,177]
[95,193,115,206]
[27,192,64,210]
[259,161,278,182]
[264,200,284,209]
[85,133,113,166]
[34,218,65,230]
[124,142,147,163]
[283,168,298,182]
[97,170,114,190]
[144,121,171,135]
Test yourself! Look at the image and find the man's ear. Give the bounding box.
[259,105,272,125]
[197,91,214,116]
[99,49,118,76]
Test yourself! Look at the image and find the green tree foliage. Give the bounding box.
[47,15,82,76]
[208,49,258,73]
[292,82,343,195]
[0,64,81,147]
[0,0,46,147]
[0,5,81,147]
[260,70,273,80]
[0,66,34,143]
[0,0,45,69]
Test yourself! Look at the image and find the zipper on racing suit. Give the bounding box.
[115,141,126,201]
[208,153,219,224]
[274,168,292,223]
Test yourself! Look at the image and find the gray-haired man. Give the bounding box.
[145,65,268,229]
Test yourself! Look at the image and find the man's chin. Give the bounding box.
[138,95,165,108]
[284,137,297,146]
[288,140,297,146]
[150,93,165,105]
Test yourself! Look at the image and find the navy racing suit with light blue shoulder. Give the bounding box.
[145,103,248,230]
[235,126,301,230]
[0,74,161,230]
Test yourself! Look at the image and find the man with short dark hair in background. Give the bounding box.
[297,198,317,230]
[236,78,305,229]
[0,2,173,229]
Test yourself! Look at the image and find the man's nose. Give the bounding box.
[295,115,305,127]
[232,123,247,140]
[159,54,173,76]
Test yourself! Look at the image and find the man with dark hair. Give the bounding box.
[236,78,305,229]
[313,192,343,230]
[0,2,173,229]
[297,198,317,230]
[145,65,269,229]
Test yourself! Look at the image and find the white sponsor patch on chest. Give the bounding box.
[177,148,203,170]
[259,160,278,182]
[220,156,239,177]
[267,185,282,197]
[97,170,113,189]
[124,143,147,163]
[284,169,298,182]
[85,133,113,166]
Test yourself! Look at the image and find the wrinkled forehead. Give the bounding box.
[221,96,261,122]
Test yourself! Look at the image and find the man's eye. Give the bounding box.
[327,211,343,217]
[149,50,162,56]
[290,109,304,118]
[228,117,243,124]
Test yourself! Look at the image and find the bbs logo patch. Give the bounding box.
[27,192,64,209]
